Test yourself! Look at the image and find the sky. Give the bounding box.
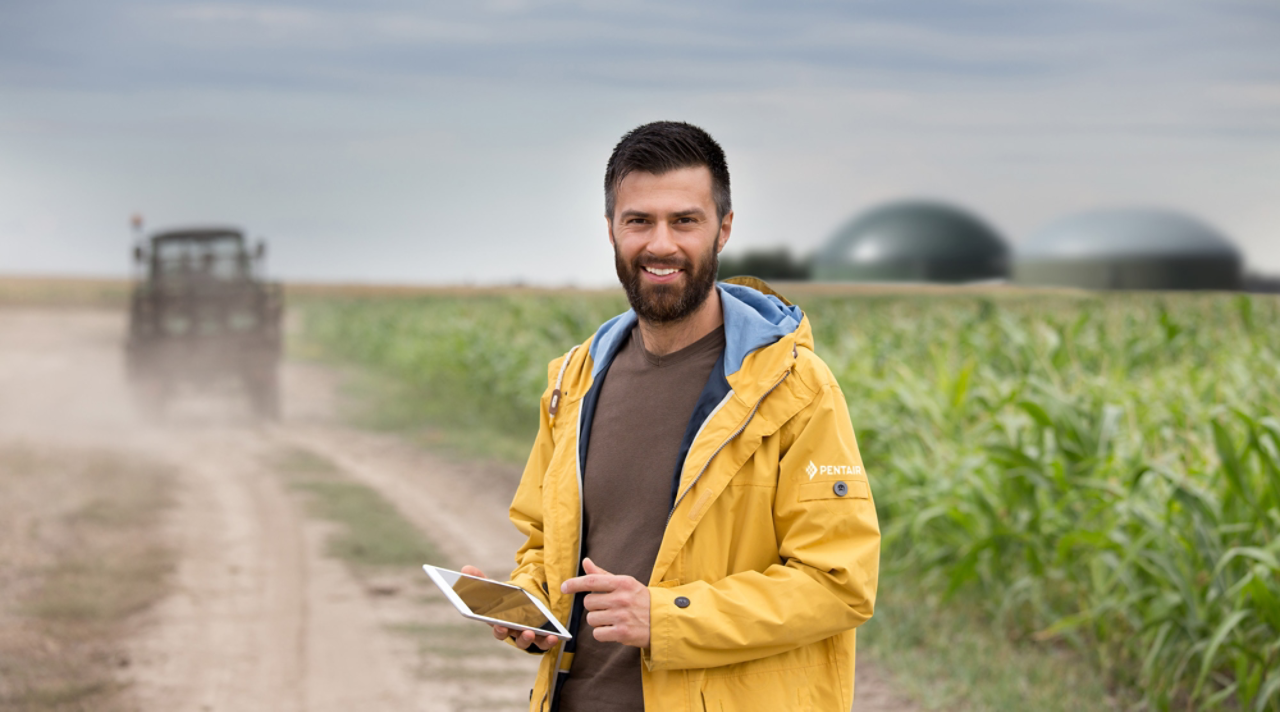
[1,0,1278,286]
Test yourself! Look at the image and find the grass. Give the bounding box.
[332,368,540,464]
[297,287,1280,710]
[0,276,131,309]
[859,576,1130,710]
[294,480,448,568]
[296,290,627,463]
[270,446,448,571]
[0,443,174,712]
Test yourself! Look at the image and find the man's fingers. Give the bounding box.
[561,573,617,594]
[517,630,559,651]
[586,609,620,629]
[460,565,487,578]
[496,627,560,651]
[561,558,621,594]
[582,591,620,611]
[591,623,628,644]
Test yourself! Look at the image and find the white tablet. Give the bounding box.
[422,565,572,639]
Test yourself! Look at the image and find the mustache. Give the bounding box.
[634,257,691,271]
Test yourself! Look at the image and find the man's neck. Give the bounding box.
[635,287,724,357]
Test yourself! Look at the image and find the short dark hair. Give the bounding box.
[604,121,731,222]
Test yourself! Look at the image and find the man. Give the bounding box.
[462,121,879,711]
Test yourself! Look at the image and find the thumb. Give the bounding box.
[582,558,612,576]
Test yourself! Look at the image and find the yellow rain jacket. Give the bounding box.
[507,280,880,711]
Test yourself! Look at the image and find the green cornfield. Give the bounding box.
[301,288,1280,710]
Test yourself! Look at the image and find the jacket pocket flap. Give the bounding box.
[798,479,869,501]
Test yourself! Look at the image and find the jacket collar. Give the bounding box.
[586,283,804,381]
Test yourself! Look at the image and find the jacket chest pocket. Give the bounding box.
[715,432,780,489]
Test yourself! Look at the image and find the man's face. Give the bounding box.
[608,166,732,325]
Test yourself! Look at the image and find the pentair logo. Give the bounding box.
[807,461,864,480]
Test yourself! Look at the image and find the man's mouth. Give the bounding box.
[642,266,682,277]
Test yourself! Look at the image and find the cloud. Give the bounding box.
[164,3,498,45]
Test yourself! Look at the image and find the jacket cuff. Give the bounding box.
[643,585,683,671]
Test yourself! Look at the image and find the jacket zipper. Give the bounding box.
[667,371,790,524]
[665,390,734,523]
[547,391,587,711]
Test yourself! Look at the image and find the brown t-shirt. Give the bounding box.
[557,324,725,712]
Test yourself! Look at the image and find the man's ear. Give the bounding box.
[605,216,616,247]
[716,211,734,253]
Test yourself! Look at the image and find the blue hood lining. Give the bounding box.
[587,283,802,379]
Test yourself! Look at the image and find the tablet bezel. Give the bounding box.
[422,564,572,640]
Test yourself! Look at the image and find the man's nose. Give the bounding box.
[648,222,679,256]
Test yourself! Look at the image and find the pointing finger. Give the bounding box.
[561,573,617,594]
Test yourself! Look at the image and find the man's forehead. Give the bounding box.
[616,166,715,208]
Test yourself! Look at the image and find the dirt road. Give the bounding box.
[0,307,910,712]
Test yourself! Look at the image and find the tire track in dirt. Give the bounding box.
[127,432,308,712]
[274,363,541,710]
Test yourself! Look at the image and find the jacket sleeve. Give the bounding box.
[506,357,560,610]
[644,381,880,671]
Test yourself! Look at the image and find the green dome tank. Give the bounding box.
[812,200,1010,282]
[1014,209,1242,291]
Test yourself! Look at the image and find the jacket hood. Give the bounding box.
[587,282,805,379]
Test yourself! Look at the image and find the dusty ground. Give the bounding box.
[0,307,912,712]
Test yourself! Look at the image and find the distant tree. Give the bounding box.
[718,247,810,281]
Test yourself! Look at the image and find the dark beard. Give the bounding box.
[615,233,720,325]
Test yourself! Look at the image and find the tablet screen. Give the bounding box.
[428,567,559,634]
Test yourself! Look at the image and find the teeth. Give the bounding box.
[645,267,679,276]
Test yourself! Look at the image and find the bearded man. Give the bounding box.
[462,121,880,712]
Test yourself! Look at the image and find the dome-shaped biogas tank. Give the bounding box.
[812,200,1010,282]
[1015,209,1243,290]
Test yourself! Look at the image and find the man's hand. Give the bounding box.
[459,565,559,652]
[561,558,651,648]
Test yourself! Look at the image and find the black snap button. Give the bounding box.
[834,481,848,497]
[674,596,690,609]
